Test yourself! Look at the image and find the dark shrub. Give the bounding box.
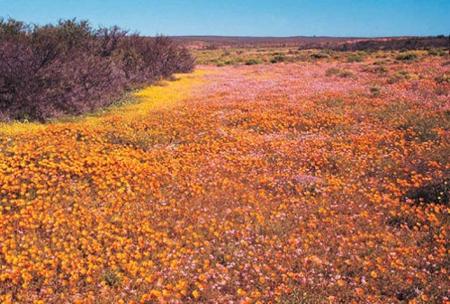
[395,52,418,61]
[310,52,329,59]
[369,86,381,97]
[270,54,286,63]
[397,112,446,142]
[435,73,449,84]
[0,18,194,121]
[245,59,260,65]
[325,67,353,78]
[325,67,340,76]
[347,53,364,62]
[102,269,121,287]
[404,179,449,205]
[331,36,448,52]
[337,70,353,78]
[372,65,388,74]
[386,214,416,229]
[387,70,411,84]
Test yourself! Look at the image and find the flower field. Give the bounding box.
[0,51,449,303]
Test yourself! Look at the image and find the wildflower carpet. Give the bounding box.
[0,56,449,303]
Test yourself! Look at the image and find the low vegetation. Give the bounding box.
[175,35,449,51]
[395,52,419,61]
[192,46,448,70]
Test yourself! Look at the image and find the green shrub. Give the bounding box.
[427,48,447,56]
[270,54,286,63]
[310,52,329,59]
[369,86,381,97]
[386,214,417,229]
[373,65,388,74]
[325,68,353,78]
[387,70,410,83]
[325,67,340,76]
[245,59,260,65]
[102,269,121,287]
[373,60,387,65]
[338,70,353,78]
[397,112,447,142]
[427,49,439,56]
[278,290,326,304]
[320,98,344,108]
[347,54,364,62]
[395,52,418,61]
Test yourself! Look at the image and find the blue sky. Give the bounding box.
[1,0,449,37]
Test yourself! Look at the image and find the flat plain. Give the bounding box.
[1,49,449,303]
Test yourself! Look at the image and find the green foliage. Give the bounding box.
[310,52,330,59]
[325,67,340,76]
[387,70,411,83]
[325,68,353,78]
[278,290,327,304]
[271,54,286,63]
[372,65,388,74]
[347,53,364,62]
[338,70,353,78]
[427,48,447,56]
[102,269,121,287]
[395,52,418,61]
[245,58,260,65]
[398,112,447,142]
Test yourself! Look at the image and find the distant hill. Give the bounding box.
[172,35,449,51]
[171,36,359,48]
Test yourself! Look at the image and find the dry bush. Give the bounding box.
[0,18,194,121]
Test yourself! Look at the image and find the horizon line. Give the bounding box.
[169,34,449,39]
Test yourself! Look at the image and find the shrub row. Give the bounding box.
[0,19,195,121]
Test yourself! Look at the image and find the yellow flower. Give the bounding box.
[237,288,246,296]
[192,289,200,299]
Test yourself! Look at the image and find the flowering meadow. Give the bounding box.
[0,52,449,303]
